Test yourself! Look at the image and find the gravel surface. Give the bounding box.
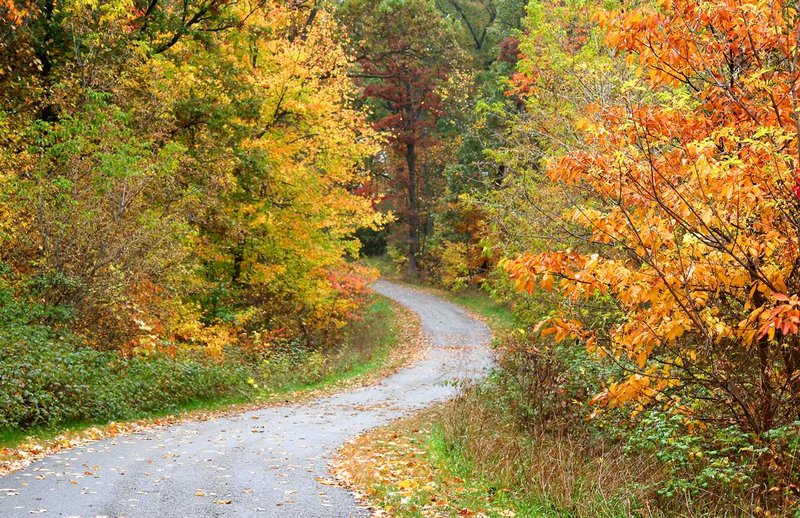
[0,280,493,517]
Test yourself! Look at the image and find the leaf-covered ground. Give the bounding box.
[331,406,526,518]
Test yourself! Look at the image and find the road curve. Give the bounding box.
[0,280,493,517]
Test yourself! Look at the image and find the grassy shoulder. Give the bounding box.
[333,405,550,518]
[336,276,799,516]
[0,293,424,475]
[332,281,666,518]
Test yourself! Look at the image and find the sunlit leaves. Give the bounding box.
[506,0,800,435]
[0,1,386,356]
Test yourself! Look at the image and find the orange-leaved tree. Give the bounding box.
[506,0,800,439]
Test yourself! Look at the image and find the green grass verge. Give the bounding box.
[261,296,399,395]
[0,394,250,448]
[426,422,560,517]
[445,288,519,333]
[0,295,400,450]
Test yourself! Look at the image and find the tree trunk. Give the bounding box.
[231,240,245,285]
[406,141,418,276]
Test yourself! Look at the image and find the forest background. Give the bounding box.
[1,0,799,515]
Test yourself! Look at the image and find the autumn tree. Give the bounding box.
[0,0,383,352]
[189,2,385,347]
[471,0,623,262]
[506,0,800,456]
[340,0,464,275]
[434,0,526,64]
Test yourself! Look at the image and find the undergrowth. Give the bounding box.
[337,278,798,516]
[0,294,399,448]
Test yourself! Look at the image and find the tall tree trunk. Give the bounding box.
[406,141,418,276]
[36,0,58,122]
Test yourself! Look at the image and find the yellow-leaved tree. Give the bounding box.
[0,0,386,354]
[506,0,800,443]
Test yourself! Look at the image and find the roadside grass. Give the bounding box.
[258,296,404,395]
[0,395,250,449]
[444,289,518,334]
[426,422,560,517]
[334,276,666,517]
[333,405,557,518]
[1,294,421,473]
[434,391,662,518]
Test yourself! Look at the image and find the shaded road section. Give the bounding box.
[0,280,493,517]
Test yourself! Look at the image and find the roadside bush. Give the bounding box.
[439,353,660,516]
[0,292,397,433]
[260,344,328,389]
[485,340,602,433]
[627,410,800,514]
[0,321,250,430]
[441,313,800,515]
[429,240,471,291]
[259,295,396,390]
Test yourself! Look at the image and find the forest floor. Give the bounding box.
[0,280,493,517]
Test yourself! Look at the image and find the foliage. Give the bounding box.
[494,0,800,510]
[0,301,249,430]
[428,240,471,291]
[340,0,467,275]
[628,412,759,501]
[507,0,800,430]
[0,1,385,359]
[0,290,400,434]
[0,0,399,441]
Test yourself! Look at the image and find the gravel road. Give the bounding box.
[0,280,493,517]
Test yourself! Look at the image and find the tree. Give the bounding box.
[434,0,526,64]
[437,0,497,52]
[0,0,384,353]
[191,2,385,346]
[471,0,623,261]
[340,0,464,275]
[506,0,800,442]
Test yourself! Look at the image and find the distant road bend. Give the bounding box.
[0,280,493,518]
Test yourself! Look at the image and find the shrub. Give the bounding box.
[431,240,471,291]
[0,320,250,430]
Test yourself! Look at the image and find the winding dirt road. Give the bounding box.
[0,280,493,517]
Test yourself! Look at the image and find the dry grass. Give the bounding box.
[438,392,665,517]
[332,405,527,517]
[331,368,783,517]
[332,397,663,517]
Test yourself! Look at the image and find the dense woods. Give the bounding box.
[2,0,800,515]
[0,0,385,428]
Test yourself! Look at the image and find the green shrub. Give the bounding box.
[260,341,329,389]
[627,411,800,513]
[0,289,396,438]
[0,320,250,430]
